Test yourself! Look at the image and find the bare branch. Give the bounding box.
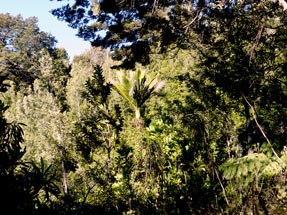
[241,92,285,167]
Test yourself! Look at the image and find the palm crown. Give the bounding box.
[110,69,165,120]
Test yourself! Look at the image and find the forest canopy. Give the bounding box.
[1,0,287,214]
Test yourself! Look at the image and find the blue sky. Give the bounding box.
[0,0,91,61]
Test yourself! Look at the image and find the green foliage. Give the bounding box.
[66,53,96,121]
[220,153,272,181]
[110,69,165,121]
[0,78,61,214]
[38,48,71,112]
[4,1,287,213]
[82,65,112,105]
[0,100,25,175]
[0,13,57,87]
[50,0,196,68]
[78,65,123,158]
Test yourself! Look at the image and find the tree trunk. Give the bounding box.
[243,97,251,154]
[59,146,68,195]
[57,128,68,196]
[107,125,111,182]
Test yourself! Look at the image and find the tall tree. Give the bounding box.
[50,0,197,68]
[0,13,57,87]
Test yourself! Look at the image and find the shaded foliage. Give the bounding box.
[0,76,61,214]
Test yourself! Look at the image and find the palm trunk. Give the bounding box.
[135,107,141,120]
[133,107,143,128]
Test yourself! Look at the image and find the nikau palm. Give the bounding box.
[110,70,165,121]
